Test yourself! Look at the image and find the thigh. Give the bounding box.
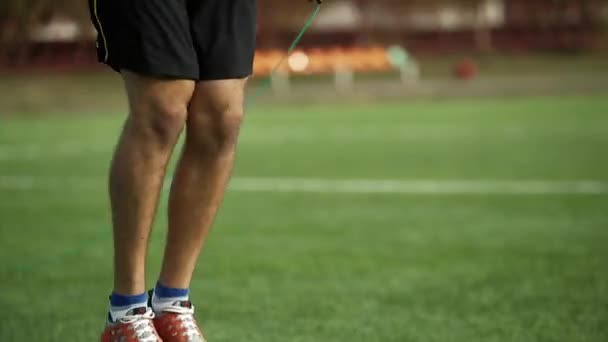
[89,0,199,79]
[187,0,257,81]
[122,71,196,116]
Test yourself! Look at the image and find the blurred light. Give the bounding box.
[482,0,506,26]
[288,51,310,72]
[30,19,80,42]
[386,45,409,68]
[312,1,362,30]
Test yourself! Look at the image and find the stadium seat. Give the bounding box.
[253,46,397,76]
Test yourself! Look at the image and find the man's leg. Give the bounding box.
[110,71,195,296]
[157,79,246,289]
[150,79,245,341]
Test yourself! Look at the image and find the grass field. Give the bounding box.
[1,94,608,341]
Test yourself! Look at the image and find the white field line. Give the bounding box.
[0,143,110,161]
[1,175,608,195]
[0,124,604,161]
[0,129,449,161]
[0,123,589,161]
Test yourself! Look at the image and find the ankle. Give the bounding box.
[151,282,190,312]
[154,281,189,298]
[108,291,149,322]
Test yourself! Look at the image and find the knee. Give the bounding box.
[186,101,244,155]
[129,99,189,148]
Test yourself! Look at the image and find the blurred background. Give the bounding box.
[1,1,608,341]
[1,0,608,110]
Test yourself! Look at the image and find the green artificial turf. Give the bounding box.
[0,95,607,341]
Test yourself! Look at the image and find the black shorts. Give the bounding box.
[88,0,257,80]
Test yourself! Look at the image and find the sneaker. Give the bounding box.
[101,307,163,342]
[153,301,206,342]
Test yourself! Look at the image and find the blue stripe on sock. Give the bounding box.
[155,282,189,299]
[110,291,148,307]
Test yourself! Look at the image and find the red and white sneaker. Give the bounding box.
[101,307,162,342]
[153,301,206,342]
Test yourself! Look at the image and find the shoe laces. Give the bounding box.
[116,307,159,342]
[163,304,201,339]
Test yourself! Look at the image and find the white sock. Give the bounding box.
[108,292,149,322]
[151,289,189,313]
